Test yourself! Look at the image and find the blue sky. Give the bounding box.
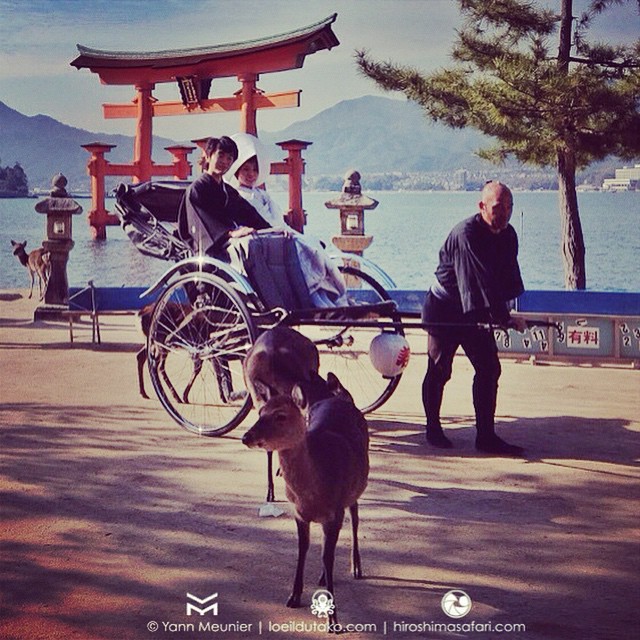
[0,0,637,144]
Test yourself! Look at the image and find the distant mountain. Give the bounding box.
[260,95,495,175]
[0,101,177,191]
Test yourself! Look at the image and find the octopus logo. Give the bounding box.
[441,590,472,618]
[310,589,335,619]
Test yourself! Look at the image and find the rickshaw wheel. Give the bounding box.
[300,265,404,415]
[147,272,256,436]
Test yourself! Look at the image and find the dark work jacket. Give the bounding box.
[432,214,524,325]
[178,173,270,258]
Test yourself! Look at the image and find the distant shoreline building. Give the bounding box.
[602,164,640,192]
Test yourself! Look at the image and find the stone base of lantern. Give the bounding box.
[42,240,74,306]
[331,235,373,255]
[331,235,374,289]
[33,304,70,322]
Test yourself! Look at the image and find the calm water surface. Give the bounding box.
[1,191,638,292]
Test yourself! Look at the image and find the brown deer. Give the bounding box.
[242,326,320,503]
[11,240,51,300]
[242,378,369,626]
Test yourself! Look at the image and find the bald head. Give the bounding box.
[479,181,513,233]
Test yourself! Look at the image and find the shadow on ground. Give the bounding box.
[1,402,638,639]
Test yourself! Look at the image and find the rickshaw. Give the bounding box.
[114,180,408,437]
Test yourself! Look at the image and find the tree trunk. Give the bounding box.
[555,0,586,290]
[558,0,572,74]
[557,148,586,290]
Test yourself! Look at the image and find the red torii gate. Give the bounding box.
[71,14,339,239]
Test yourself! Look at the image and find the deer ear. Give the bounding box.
[327,372,354,402]
[327,372,341,391]
[291,384,308,410]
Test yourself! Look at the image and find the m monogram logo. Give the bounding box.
[185,592,219,616]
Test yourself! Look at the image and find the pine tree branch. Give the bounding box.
[569,56,640,68]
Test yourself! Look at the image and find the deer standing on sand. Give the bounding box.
[242,326,320,503]
[242,376,369,626]
[11,240,51,300]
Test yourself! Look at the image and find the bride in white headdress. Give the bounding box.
[226,133,347,307]
[226,133,285,227]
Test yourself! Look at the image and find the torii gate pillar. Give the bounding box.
[134,83,154,181]
[271,140,312,233]
[239,73,258,136]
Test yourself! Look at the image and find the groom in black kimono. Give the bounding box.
[179,136,270,259]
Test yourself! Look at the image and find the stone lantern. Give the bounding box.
[325,170,378,256]
[34,174,82,310]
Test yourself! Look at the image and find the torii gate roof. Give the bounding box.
[71,14,339,85]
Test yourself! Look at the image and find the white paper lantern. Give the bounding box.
[369,333,411,378]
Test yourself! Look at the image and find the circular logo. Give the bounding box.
[310,589,335,619]
[441,590,472,618]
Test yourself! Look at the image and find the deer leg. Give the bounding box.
[182,356,203,404]
[159,354,183,404]
[350,503,363,579]
[137,346,150,399]
[28,269,35,299]
[318,509,345,588]
[318,509,344,627]
[266,451,275,502]
[40,268,49,299]
[287,518,310,608]
[214,357,233,402]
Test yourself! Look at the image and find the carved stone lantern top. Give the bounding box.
[325,169,378,210]
[34,173,83,216]
[51,173,69,197]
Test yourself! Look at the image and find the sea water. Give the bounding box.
[1,190,638,292]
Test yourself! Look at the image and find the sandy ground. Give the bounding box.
[1,290,639,640]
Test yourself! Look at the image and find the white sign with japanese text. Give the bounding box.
[566,326,600,349]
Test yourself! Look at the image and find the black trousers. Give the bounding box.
[421,291,501,437]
